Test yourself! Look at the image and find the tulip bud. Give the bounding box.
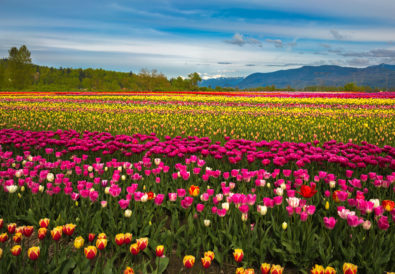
[124,233,133,244]
[155,245,164,257]
[39,218,50,228]
[259,205,268,216]
[74,236,85,249]
[124,266,135,274]
[88,233,95,242]
[7,223,16,234]
[282,222,287,230]
[124,209,132,218]
[0,248,2,259]
[204,219,211,227]
[13,232,22,243]
[38,228,47,240]
[233,249,244,263]
[325,201,330,210]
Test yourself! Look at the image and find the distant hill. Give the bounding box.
[199,64,395,89]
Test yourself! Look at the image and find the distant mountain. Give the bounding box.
[199,64,395,89]
[199,77,243,88]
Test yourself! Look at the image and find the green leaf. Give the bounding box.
[157,257,170,274]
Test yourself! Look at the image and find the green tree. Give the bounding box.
[188,72,202,90]
[7,45,34,89]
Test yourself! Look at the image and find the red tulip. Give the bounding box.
[297,184,317,198]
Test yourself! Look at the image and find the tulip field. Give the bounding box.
[0,91,394,273]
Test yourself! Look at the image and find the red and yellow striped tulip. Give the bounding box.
[38,228,47,240]
[27,246,40,260]
[129,243,140,255]
[84,246,97,259]
[136,237,148,251]
[324,266,336,274]
[236,268,245,274]
[343,263,357,274]
[39,218,50,228]
[115,233,124,246]
[95,238,107,250]
[204,251,215,261]
[0,219,3,229]
[155,245,164,257]
[245,269,255,274]
[12,232,22,244]
[183,255,195,268]
[233,249,244,263]
[311,265,324,274]
[23,226,34,237]
[97,233,107,240]
[0,233,8,243]
[270,265,284,274]
[124,233,132,244]
[11,245,21,256]
[51,226,63,241]
[63,224,76,236]
[7,223,16,234]
[201,256,212,268]
[260,263,271,274]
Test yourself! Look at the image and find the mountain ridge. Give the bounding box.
[199,64,395,89]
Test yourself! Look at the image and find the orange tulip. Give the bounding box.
[11,245,22,256]
[124,233,132,244]
[27,246,40,260]
[343,263,357,274]
[12,232,22,243]
[260,263,271,274]
[183,255,195,268]
[201,256,211,268]
[233,249,244,263]
[136,237,148,251]
[115,233,125,246]
[382,200,395,212]
[84,246,97,259]
[129,243,140,255]
[245,269,255,274]
[39,218,50,228]
[51,226,63,241]
[155,245,164,257]
[188,185,200,196]
[96,238,107,250]
[124,266,135,274]
[23,226,34,237]
[38,228,47,240]
[0,233,8,243]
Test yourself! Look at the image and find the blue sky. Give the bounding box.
[1,0,395,78]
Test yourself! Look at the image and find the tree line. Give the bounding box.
[0,45,380,92]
